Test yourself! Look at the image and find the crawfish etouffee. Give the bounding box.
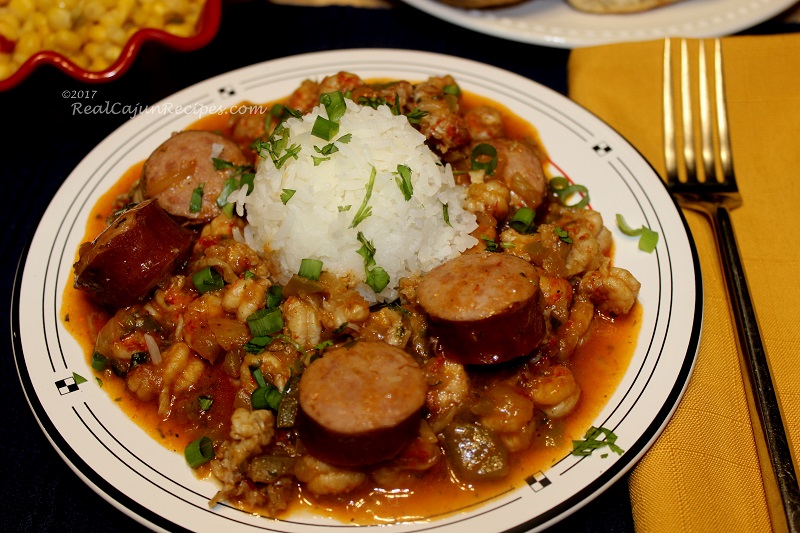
[64,72,643,524]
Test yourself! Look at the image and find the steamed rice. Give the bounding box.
[230,98,478,303]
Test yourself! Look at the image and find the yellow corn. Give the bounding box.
[0,0,206,80]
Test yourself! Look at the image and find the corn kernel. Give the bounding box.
[82,0,106,21]
[0,19,19,41]
[8,0,34,19]
[54,28,80,51]
[15,32,41,55]
[46,6,72,31]
[86,22,106,42]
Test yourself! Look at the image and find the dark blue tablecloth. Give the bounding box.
[3,1,792,530]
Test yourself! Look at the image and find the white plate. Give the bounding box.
[12,49,700,532]
[401,0,796,47]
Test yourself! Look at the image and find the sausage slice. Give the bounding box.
[141,130,248,221]
[416,252,545,365]
[73,199,194,308]
[298,341,427,467]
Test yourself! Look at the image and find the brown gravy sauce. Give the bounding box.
[61,88,641,524]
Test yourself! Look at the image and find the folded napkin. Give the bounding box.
[569,34,800,532]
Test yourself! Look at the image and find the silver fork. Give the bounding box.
[664,38,800,531]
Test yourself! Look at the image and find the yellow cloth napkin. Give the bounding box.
[568,34,800,532]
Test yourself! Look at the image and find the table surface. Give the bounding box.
[2,1,795,531]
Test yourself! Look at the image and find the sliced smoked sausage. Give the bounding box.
[141,130,248,221]
[73,199,194,308]
[416,252,545,365]
[298,341,427,467]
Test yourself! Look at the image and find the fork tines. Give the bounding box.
[663,38,737,195]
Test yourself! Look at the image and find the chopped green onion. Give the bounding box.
[193,267,225,294]
[442,202,452,227]
[443,84,461,96]
[91,351,108,371]
[298,258,323,281]
[251,366,267,388]
[252,385,282,411]
[470,143,498,176]
[638,227,659,253]
[266,285,283,309]
[615,214,659,253]
[280,189,296,204]
[185,436,214,467]
[247,308,284,337]
[311,116,339,141]
[244,270,255,279]
[550,177,590,209]
[395,164,414,201]
[320,91,346,122]
[336,133,352,144]
[189,183,204,213]
[510,207,535,234]
[349,166,376,228]
[198,395,213,411]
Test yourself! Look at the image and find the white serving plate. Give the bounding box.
[12,49,701,532]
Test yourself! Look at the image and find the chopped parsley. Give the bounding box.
[394,164,414,201]
[349,166,376,228]
[572,426,624,457]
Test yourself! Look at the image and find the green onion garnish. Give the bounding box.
[251,366,267,388]
[550,176,590,209]
[442,202,452,227]
[185,436,214,468]
[395,164,414,201]
[91,351,108,371]
[320,91,346,122]
[189,183,204,213]
[510,207,535,233]
[311,116,339,141]
[443,84,461,96]
[193,267,225,294]
[246,308,284,337]
[616,214,659,253]
[266,284,283,309]
[470,143,498,176]
[349,166,376,228]
[298,258,323,281]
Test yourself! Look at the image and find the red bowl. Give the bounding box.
[0,0,222,91]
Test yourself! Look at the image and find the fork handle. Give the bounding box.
[715,205,800,530]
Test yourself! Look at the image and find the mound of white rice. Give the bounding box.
[231,98,478,303]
